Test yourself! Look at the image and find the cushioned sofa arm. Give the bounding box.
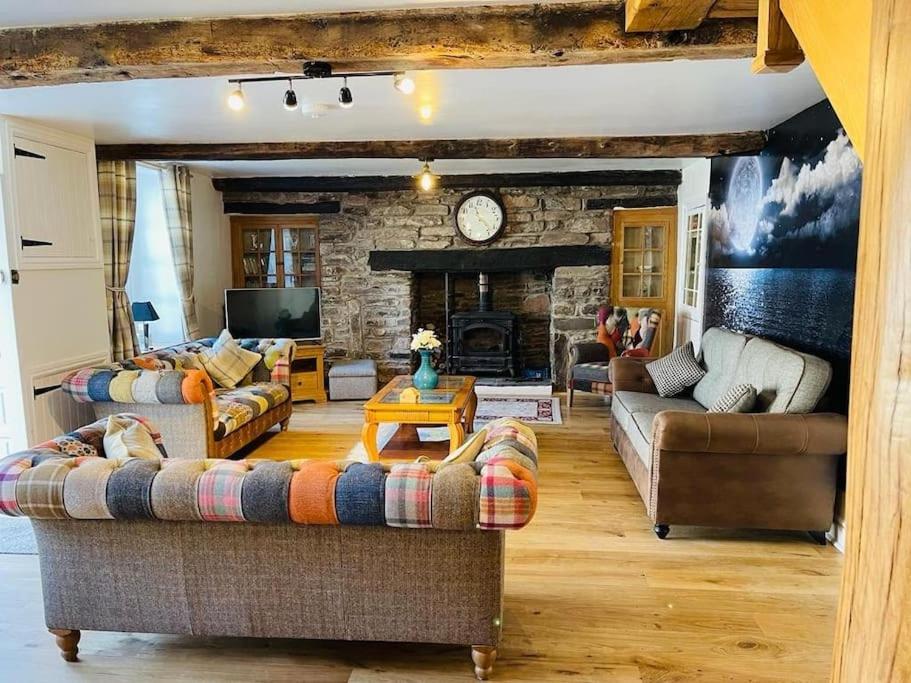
[652,411,848,457]
[570,342,612,366]
[609,357,658,394]
[62,367,214,405]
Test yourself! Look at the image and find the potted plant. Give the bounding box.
[411,328,442,390]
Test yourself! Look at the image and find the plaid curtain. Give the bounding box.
[162,165,200,340]
[97,160,139,361]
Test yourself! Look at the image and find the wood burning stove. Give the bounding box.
[449,273,518,377]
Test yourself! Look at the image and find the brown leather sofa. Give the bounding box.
[609,327,848,542]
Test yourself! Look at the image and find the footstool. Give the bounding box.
[329,359,378,400]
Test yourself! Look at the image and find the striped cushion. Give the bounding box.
[197,461,248,521]
[200,331,262,389]
[385,463,433,528]
[479,456,537,530]
[0,456,32,516]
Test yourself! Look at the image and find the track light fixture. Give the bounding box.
[415,159,439,192]
[394,73,416,95]
[226,85,245,111]
[338,78,354,109]
[224,62,414,113]
[283,80,298,111]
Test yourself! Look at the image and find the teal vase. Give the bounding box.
[413,349,439,390]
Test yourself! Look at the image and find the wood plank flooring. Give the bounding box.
[0,394,842,682]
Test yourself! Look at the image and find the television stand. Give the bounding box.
[291,343,327,403]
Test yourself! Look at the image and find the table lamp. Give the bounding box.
[131,301,159,350]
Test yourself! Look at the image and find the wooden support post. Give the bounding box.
[751,0,804,73]
[625,0,717,32]
[831,1,911,679]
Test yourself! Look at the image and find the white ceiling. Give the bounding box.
[0,60,823,144]
[0,1,603,28]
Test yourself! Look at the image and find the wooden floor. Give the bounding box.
[0,395,843,682]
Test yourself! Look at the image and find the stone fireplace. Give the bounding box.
[219,176,681,388]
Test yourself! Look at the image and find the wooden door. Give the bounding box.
[611,207,678,357]
[230,216,320,289]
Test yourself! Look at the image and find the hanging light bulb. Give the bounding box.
[283,80,298,111]
[393,72,416,95]
[227,85,245,111]
[415,160,438,192]
[338,77,354,109]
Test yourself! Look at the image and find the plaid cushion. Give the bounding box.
[200,331,262,389]
[61,368,110,403]
[213,383,290,440]
[385,463,433,528]
[479,456,537,530]
[198,461,248,521]
[0,456,32,516]
[15,457,76,519]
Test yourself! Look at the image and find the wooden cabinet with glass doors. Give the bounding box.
[230,217,321,289]
[611,207,677,357]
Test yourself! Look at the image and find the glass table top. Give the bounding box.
[377,375,473,405]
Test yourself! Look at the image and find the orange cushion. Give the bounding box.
[596,324,618,356]
[289,461,340,524]
[181,369,215,404]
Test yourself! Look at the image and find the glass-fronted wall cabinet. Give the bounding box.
[230,216,321,289]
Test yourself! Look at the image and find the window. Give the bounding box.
[126,164,185,349]
[682,210,704,308]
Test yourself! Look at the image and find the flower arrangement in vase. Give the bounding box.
[410,328,442,390]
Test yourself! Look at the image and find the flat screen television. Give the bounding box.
[225,287,322,341]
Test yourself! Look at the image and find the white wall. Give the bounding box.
[190,170,231,338]
[675,158,711,352]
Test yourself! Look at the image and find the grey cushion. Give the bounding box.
[328,359,377,378]
[611,390,705,466]
[732,338,831,413]
[709,383,757,413]
[572,361,611,383]
[692,328,749,409]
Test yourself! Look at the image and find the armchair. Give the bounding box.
[567,308,661,406]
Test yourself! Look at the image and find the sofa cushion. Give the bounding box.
[709,383,757,413]
[732,338,832,413]
[213,382,290,440]
[200,331,262,389]
[692,327,749,408]
[646,342,706,397]
[611,391,706,466]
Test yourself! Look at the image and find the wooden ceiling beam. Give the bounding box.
[625,0,758,31]
[751,0,804,73]
[625,0,718,32]
[96,133,766,162]
[0,3,758,89]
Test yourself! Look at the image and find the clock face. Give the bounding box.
[455,192,506,244]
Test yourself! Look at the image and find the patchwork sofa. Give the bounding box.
[0,416,539,680]
[61,338,295,459]
[609,327,848,541]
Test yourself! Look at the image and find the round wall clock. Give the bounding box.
[454,191,507,245]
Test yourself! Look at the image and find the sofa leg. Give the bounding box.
[471,645,497,680]
[653,524,670,540]
[808,530,828,546]
[49,629,80,662]
[279,418,290,432]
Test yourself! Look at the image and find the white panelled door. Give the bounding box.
[0,118,109,451]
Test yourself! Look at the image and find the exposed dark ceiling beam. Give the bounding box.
[369,245,611,273]
[212,170,682,193]
[0,2,757,89]
[97,132,765,161]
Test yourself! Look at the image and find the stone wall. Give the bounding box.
[223,183,677,385]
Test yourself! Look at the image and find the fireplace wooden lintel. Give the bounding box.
[368,245,610,273]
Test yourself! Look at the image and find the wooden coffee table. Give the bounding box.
[361,375,478,461]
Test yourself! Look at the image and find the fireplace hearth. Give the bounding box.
[449,273,519,377]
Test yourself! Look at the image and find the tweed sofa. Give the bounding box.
[61,338,295,459]
[609,327,848,541]
[0,416,539,680]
